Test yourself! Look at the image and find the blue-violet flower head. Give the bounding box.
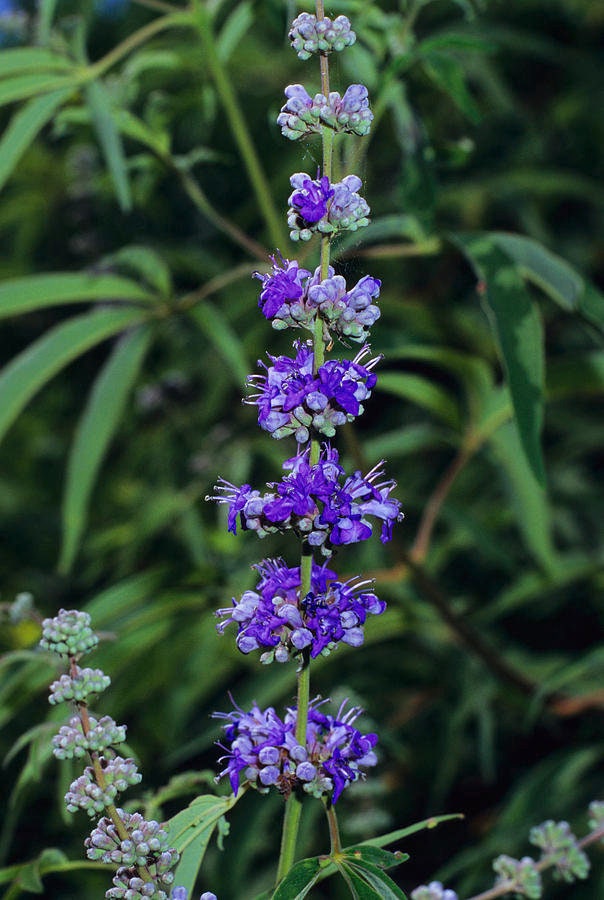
[289,13,356,60]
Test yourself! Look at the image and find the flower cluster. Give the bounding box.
[52,714,126,759]
[215,557,385,662]
[255,255,381,343]
[209,445,402,555]
[411,883,458,900]
[215,698,377,803]
[278,83,373,140]
[529,820,590,882]
[287,173,370,241]
[247,341,379,441]
[288,12,356,60]
[40,608,182,898]
[492,855,542,898]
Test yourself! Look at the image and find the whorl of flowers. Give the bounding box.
[208,445,402,556]
[52,714,126,759]
[254,254,381,343]
[214,698,377,803]
[215,557,385,662]
[246,341,380,441]
[40,607,98,656]
[288,12,356,60]
[278,83,373,140]
[287,172,370,241]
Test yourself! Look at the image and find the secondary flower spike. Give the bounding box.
[215,698,377,802]
[215,557,385,662]
[289,12,356,59]
[278,84,373,139]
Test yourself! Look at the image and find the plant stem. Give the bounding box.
[325,800,343,856]
[276,2,335,885]
[192,3,287,250]
[464,823,604,900]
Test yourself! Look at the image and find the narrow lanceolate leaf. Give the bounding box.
[453,233,546,484]
[59,325,154,573]
[85,80,132,212]
[0,72,74,108]
[165,794,238,896]
[0,307,146,446]
[188,302,250,387]
[0,47,73,80]
[489,231,604,337]
[0,272,156,319]
[0,88,72,193]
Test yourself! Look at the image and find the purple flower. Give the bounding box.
[288,173,370,241]
[215,557,385,661]
[253,260,381,342]
[214,697,377,802]
[278,84,373,140]
[289,13,356,60]
[254,253,311,321]
[246,341,380,442]
[208,445,402,554]
[289,172,334,225]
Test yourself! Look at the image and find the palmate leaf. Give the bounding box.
[59,324,154,573]
[453,233,546,484]
[336,858,407,900]
[0,88,73,194]
[0,271,157,318]
[165,794,239,896]
[0,306,147,446]
[271,857,324,899]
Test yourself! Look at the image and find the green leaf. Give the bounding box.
[217,0,254,62]
[0,72,73,108]
[338,860,407,899]
[36,0,61,47]
[0,271,156,319]
[272,857,324,899]
[488,420,555,571]
[489,231,604,337]
[334,214,429,256]
[453,233,546,484]
[59,324,154,573]
[357,813,464,849]
[0,48,72,79]
[343,846,409,871]
[105,245,172,298]
[85,80,132,212]
[165,793,238,895]
[188,302,250,387]
[422,53,481,123]
[377,371,462,430]
[0,307,146,446]
[0,88,72,193]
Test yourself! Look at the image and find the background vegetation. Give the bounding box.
[0,0,602,897]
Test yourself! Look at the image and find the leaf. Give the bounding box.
[272,857,324,899]
[422,53,481,123]
[36,0,61,47]
[376,371,462,430]
[489,231,604,337]
[0,307,146,446]
[217,0,254,62]
[453,233,546,484]
[165,793,238,895]
[343,846,409,871]
[85,80,132,212]
[0,73,73,108]
[59,324,154,573]
[334,214,428,256]
[188,302,250,387]
[338,860,408,899]
[0,88,72,193]
[0,271,156,319]
[488,420,555,571]
[357,813,464,849]
[106,245,172,298]
[0,48,72,79]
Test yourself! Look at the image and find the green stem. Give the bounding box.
[324,800,343,856]
[191,2,287,250]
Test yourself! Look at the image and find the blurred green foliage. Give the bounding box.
[0,0,603,897]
